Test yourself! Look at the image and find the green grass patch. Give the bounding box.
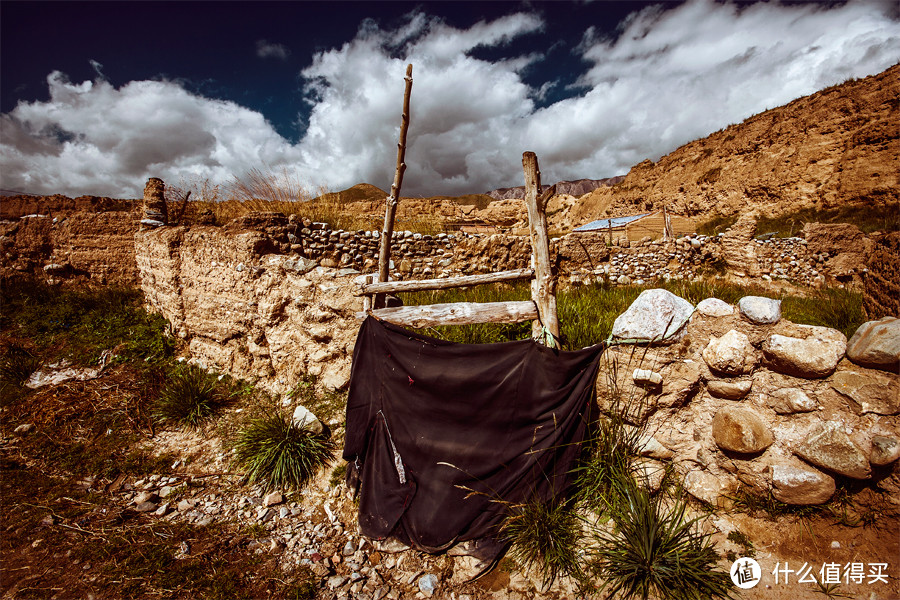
[153,364,235,428]
[501,498,583,587]
[588,482,734,600]
[233,412,336,491]
[781,287,865,339]
[0,279,175,367]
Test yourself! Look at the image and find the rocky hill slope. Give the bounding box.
[556,64,899,231]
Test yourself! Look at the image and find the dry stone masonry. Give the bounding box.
[598,290,899,508]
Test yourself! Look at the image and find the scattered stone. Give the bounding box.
[343,539,357,556]
[177,499,195,512]
[696,298,734,317]
[327,575,348,590]
[768,388,817,414]
[707,379,752,400]
[846,317,900,371]
[154,503,171,516]
[771,461,836,505]
[702,330,758,375]
[629,428,675,459]
[830,370,899,415]
[257,508,275,522]
[794,421,871,479]
[291,405,324,435]
[450,556,489,584]
[417,574,439,597]
[611,289,694,344]
[279,507,290,519]
[763,326,847,378]
[25,364,102,389]
[870,435,900,466]
[133,491,159,505]
[159,485,175,498]
[738,296,781,324]
[135,501,158,513]
[377,538,409,553]
[263,491,283,507]
[635,458,666,492]
[684,470,736,507]
[711,406,774,454]
[632,369,662,386]
[13,423,34,434]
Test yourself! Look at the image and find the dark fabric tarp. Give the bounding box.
[344,316,604,563]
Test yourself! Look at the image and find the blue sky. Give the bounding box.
[1,0,898,198]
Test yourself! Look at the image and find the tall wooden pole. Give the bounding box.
[376,64,413,308]
[522,152,559,347]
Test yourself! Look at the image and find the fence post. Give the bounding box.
[376,64,413,308]
[522,152,559,347]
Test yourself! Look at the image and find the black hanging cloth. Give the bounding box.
[344,316,603,563]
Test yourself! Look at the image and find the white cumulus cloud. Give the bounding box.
[1,1,898,198]
[256,40,290,60]
[1,71,300,197]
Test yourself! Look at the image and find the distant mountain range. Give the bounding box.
[484,176,626,201]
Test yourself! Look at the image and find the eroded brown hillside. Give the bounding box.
[557,64,899,231]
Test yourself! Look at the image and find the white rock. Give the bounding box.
[291,405,324,435]
[263,491,284,507]
[768,388,817,414]
[612,289,694,344]
[702,330,758,375]
[738,296,781,324]
[771,462,835,505]
[632,368,663,386]
[696,298,734,317]
[763,326,847,378]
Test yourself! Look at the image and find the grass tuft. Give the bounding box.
[501,498,583,587]
[233,412,335,491]
[153,365,230,428]
[589,482,734,600]
[0,343,40,388]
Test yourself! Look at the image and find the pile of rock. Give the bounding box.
[599,289,900,507]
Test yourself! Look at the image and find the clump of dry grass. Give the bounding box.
[165,167,447,233]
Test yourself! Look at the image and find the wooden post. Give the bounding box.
[376,64,413,308]
[522,152,559,347]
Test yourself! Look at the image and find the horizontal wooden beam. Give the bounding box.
[354,268,534,296]
[356,301,538,328]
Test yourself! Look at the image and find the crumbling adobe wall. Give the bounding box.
[135,222,360,396]
[0,196,140,284]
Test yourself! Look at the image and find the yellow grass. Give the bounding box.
[165,168,447,233]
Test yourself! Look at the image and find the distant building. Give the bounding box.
[573,209,695,242]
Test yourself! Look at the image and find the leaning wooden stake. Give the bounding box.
[522,152,559,347]
[376,64,413,308]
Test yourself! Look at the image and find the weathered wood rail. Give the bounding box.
[357,65,559,347]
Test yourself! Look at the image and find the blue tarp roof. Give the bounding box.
[574,212,651,232]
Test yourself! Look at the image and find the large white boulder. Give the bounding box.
[762,325,847,378]
[611,289,694,344]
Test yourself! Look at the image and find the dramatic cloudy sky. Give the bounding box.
[1,1,898,199]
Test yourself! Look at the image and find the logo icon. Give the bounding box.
[730,557,761,589]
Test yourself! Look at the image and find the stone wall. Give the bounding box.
[598,290,899,508]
